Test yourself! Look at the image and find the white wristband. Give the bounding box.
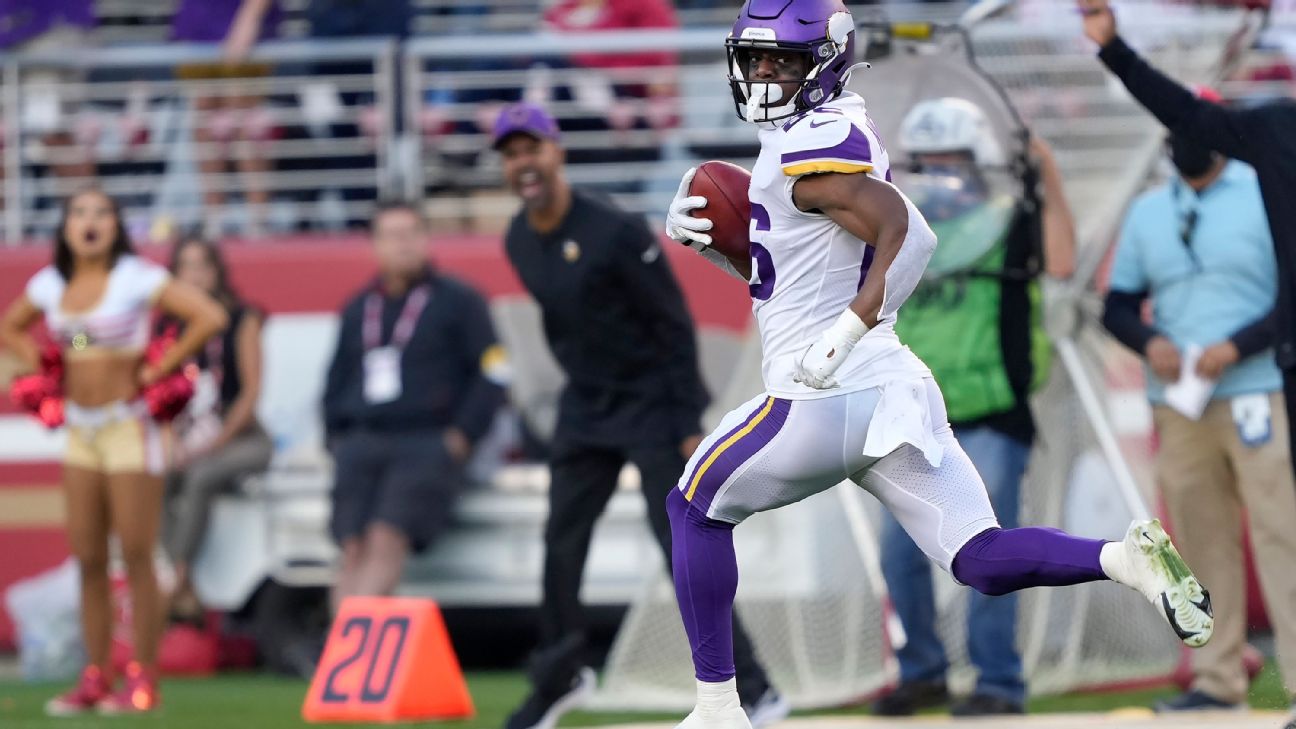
[826,308,870,349]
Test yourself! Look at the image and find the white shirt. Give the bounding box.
[749,92,930,399]
[26,254,170,356]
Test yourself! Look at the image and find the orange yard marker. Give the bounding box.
[303,597,473,723]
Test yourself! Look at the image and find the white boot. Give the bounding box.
[676,679,753,729]
[1100,519,1214,648]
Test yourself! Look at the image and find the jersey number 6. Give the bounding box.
[749,203,776,301]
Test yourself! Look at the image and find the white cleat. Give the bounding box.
[676,705,754,729]
[1107,519,1214,648]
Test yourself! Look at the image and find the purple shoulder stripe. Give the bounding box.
[781,123,873,166]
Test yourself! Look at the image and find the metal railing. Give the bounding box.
[1,37,398,242]
[0,1,1260,244]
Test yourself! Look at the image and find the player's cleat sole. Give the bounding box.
[1122,519,1214,648]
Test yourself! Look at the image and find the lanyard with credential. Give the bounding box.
[362,285,430,353]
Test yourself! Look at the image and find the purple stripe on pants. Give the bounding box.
[687,398,791,515]
[680,398,772,499]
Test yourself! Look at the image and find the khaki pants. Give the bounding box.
[1154,392,1296,702]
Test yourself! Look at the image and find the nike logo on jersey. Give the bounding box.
[808,119,835,129]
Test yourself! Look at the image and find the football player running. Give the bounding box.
[662,1,1213,727]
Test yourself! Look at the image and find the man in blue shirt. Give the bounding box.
[1103,135,1296,715]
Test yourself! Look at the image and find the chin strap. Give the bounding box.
[842,61,872,87]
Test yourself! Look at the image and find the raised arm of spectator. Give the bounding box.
[224,0,276,63]
[614,216,710,446]
[450,288,508,447]
[1032,135,1077,279]
[1081,0,1282,166]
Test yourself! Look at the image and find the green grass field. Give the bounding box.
[0,663,1288,728]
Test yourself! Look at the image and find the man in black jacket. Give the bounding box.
[323,200,507,613]
[492,103,786,729]
[1082,0,1296,483]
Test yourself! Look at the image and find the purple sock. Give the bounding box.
[952,527,1109,597]
[666,488,738,684]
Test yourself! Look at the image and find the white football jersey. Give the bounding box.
[748,91,930,399]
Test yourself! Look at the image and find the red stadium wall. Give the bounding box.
[0,233,750,650]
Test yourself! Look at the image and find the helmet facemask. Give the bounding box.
[727,41,818,124]
[726,11,857,124]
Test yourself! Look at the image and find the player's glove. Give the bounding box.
[665,167,713,251]
[793,309,870,390]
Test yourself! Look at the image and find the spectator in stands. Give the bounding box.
[306,0,412,38]
[874,99,1076,717]
[534,0,681,184]
[162,237,273,624]
[322,200,507,612]
[0,1,98,207]
[493,103,787,729]
[301,0,414,228]
[171,0,282,236]
[0,190,227,715]
[1102,129,1296,715]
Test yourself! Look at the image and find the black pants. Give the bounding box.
[539,440,772,700]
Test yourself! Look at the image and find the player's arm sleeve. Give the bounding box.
[1098,36,1284,165]
[452,288,508,443]
[1101,210,1160,355]
[322,299,360,442]
[780,115,875,178]
[614,216,710,439]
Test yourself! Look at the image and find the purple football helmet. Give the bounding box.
[726,0,857,124]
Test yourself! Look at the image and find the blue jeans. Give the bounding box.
[880,425,1030,705]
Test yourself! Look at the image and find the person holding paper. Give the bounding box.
[1101,130,1296,716]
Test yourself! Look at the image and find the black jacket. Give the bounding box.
[504,188,709,448]
[323,268,505,440]
[1099,36,1296,368]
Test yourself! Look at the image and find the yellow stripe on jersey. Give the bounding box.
[782,160,874,177]
[685,396,776,502]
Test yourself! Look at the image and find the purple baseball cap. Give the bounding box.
[492,102,561,149]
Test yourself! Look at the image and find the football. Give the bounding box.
[689,160,752,264]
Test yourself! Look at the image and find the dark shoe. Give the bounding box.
[504,666,595,729]
[951,693,1025,716]
[872,679,949,716]
[1153,690,1244,713]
